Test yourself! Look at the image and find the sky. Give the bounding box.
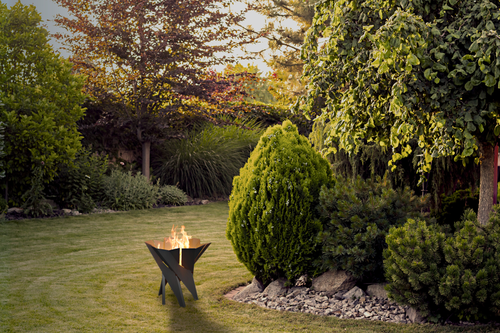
[1,0,299,74]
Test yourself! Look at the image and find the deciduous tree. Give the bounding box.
[300,0,500,225]
[54,0,251,179]
[0,1,86,203]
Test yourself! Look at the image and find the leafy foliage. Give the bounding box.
[102,170,186,211]
[53,0,253,178]
[227,120,333,284]
[152,118,263,198]
[47,148,109,213]
[21,164,53,218]
[309,119,481,211]
[317,174,429,282]
[299,0,500,224]
[157,186,187,206]
[0,120,5,180]
[0,2,86,204]
[384,209,500,322]
[102,170,159,211]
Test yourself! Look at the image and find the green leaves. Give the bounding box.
[484,74,496,87]
[300,0,500,198]
[407,53,420,66]
[1,3,86,203]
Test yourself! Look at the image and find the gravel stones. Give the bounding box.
[232,285,415,324]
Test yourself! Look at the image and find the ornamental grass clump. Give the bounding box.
[384,208,500,323]
[317,175,429,282]
[227,120,333,284]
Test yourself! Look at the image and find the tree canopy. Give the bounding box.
[299,0,500,224]
[53,0,252,179]
[0,1,86,203]
[242,0,320,103]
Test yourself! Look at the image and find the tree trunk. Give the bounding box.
[478,142,495,225]
[142,141,151,180]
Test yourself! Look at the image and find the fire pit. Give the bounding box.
[145,225,210,307]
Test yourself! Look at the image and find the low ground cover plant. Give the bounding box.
[102,170,186,211]
[227,120,333,284]
[317,175,429,282]
[384,208,500,323]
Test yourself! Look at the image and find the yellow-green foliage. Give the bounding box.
[227,120,333,284]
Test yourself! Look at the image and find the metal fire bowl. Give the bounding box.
[145,240,210,307]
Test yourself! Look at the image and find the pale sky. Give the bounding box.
[1,0,301,74]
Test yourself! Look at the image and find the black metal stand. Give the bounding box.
[145,241,210,307]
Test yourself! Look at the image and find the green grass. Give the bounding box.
[0,202,498,332]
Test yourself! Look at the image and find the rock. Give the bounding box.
[201,200,209,205]
[62,209,72,215]
[263,278,288,298]
[311,270,356,293]
[406,307,425,324]
[7,207,23,214]
[343,286,366,300]
[41,199,59,209]
[71,210,81,216]
[295,274,309,287]
[234,277,264,301]
[366,283,388,299]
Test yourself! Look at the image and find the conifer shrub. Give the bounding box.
[227,120,333,284]
[384,209,500,323]
[317,175,429,282]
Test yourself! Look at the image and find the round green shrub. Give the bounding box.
[226,120,333,284]
[317,175,430,282]
[384,209,500,323]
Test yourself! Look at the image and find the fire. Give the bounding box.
[156,225,201,265]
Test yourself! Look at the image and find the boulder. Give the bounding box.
[41,199,59,209]
[233,277,264,301]
[366,283,388,299]
[311,270,356,293]
[201,200,209,205]
[7,207,23,214]
[62,209,72,215]
[263,277,288,298]
[406,307,426,323]
[342,286,366,300]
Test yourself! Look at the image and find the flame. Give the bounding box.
[170,225,191,249]
[168,225,192,265]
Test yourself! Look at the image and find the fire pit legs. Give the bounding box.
[146,241,210,307]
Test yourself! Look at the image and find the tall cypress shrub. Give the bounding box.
[227,120,333,284]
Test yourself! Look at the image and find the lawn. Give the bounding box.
[0,202,498,332]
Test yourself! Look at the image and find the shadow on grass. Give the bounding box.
[163,293,231,333]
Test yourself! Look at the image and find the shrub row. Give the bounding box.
[385,209,500,323]
[22,149,187,217]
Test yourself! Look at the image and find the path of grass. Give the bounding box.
[0,202,498,332]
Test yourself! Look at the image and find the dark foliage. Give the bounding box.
[385,209,500,323]
[317,174,430,282]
